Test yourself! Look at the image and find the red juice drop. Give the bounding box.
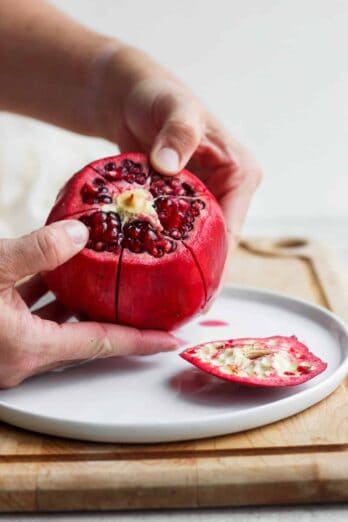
[199,320,229,327]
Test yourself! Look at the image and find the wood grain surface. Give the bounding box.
[0,237,347,511]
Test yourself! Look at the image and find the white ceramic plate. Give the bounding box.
[0,286,347,443]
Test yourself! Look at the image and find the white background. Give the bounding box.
[54,0,348,222]
[0,0,347,238]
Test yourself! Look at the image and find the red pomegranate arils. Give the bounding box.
[81,178,113,204]
[79,211,121,253]
[44,153,227,329]
[180,336,327,387]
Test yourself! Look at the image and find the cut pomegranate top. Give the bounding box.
[48,153,214,259]
[180,336,327,387]
[45,152,227,329]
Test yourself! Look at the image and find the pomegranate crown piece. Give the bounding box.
[44,153,228,330]
[180,336,327,387]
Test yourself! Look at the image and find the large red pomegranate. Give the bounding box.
[44,153,227,330]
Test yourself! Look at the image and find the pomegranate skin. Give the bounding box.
[44,153,228,330]
[44,246,118,323]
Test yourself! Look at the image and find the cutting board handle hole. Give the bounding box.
[275,238,308,249]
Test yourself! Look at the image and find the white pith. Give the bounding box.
[102,188,160,228]
[193,340,312,379]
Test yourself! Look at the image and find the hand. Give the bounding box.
[94,46,262,248]
[0,4,261,247]
[0,220,177,388]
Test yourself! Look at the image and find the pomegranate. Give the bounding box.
[180,336,327,386]
[44,153,227,330]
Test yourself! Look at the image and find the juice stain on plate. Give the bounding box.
[199,320,229,327]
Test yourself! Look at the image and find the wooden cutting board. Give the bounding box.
[0,237,347,512]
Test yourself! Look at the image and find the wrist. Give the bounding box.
[80,39,125,139]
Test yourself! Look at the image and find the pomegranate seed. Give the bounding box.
[104,228,119,241]
[122,159,136,169]
[94,242,105,251]
[105,170,123,182]
[91,212,107,224]
[170,229,182,239]
[82,182,97,197]
[163,240,175,253]
[106,243,119,253]
[182,182,195,196]
[144,229,158,244]
[192,199,205,210]
[179,199,190,211]
[149,246,164,258]
[101,195,112,203]
[95,222,108,235]
[135,175,146,185]
[81,180,112,204]
[125,238,144,253]
[124,224,140,239]
[94,177,105,186]
[125,173,135,182]
[104,162,116,171]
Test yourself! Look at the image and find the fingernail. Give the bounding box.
[154,147,180,174]
[63,220,89,246]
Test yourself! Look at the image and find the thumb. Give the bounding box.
[150,100,203,175]
[0,220,88,285]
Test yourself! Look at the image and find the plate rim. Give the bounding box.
[0,284,347,441]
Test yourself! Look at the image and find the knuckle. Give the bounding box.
[130,329,145,354]
[0,240,14,284]
[93,325,115,358]
[32,229,62,269]
[92,326,147,358]
[94,336,114,358]
[0,314,36,388]
[5,320,37,371]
